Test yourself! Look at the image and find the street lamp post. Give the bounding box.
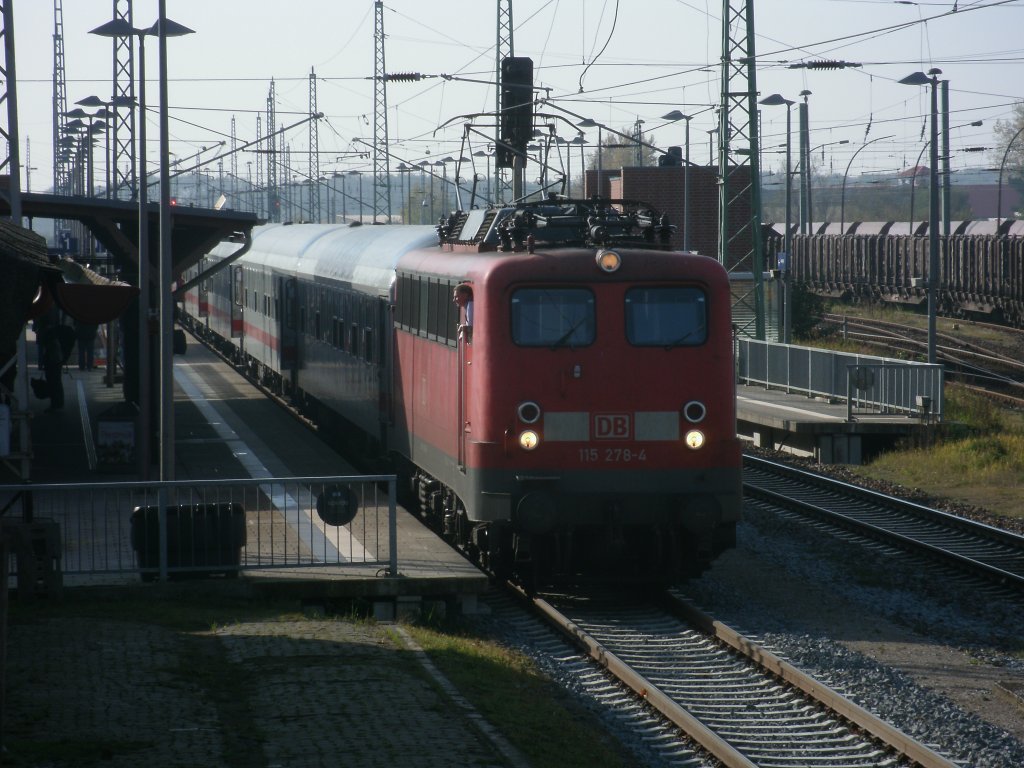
[75,96,125,197]
[899,68,942,365]
[344,169,353,222]
[156,7,195,482]
[662,110,693,251]
[571,135,587,198]
[801,139,849,229]
[997,124,1024,230]
[909,120,982,235]
[840,135,893,233]
[707,128,718,167]
[577,118,602,196]
[348,170,363,222]
[91,16,157,478]
[472,150,492,204]
[441,157,455,212]
[759,94,794,343]
[66,106,110,199]
[798,90,811,234]
[430,161,443,219]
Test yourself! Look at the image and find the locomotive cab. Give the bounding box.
[402,200,743,588]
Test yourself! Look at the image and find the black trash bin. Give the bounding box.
[130,503,246,580]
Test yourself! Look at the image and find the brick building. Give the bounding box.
[583,163,753,271]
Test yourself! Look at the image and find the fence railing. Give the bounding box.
[736,338,943,420]
[0,475,397,584]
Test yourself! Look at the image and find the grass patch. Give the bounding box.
[798,307,1024,521]
[404,621,636,768]
[853,384,1024,519]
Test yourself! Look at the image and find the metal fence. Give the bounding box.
[0,475,397,583]
[736,338,944,420]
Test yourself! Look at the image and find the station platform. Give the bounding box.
[735,383,928,464]
[6,335,488,613]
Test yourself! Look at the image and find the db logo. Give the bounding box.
[594,414,631,440]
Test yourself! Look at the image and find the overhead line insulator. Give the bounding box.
[788,60,863,70]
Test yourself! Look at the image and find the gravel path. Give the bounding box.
[682,504,1024,768]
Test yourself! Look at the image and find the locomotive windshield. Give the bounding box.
[511,288,595,347]
[625,287,707,346]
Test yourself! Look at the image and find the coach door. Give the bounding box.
[230,266,243,338]
[454,283,473,471]
[376,297,393,436]
[280,276,299,390]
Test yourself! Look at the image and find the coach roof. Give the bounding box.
[221,222,437,295]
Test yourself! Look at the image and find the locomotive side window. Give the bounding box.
[394,272,459,347]
[511,288,595,347]
[625,287,707,346]
[426,279,440,339]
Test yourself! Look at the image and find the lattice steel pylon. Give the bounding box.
[229,114,237,207]
[308,68,320,223]
[51,0,70,197]
[372,0,391,223]
[255,112,264,218]
[111,0,135,199]
[494,0,513,205]
[266,79,278,222]
[718,0,766,340]
[1,0,22,222]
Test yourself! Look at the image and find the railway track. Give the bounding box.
[743,453,1024,590]
[514,588,957,767]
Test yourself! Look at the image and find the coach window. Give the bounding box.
[349,323,359,356]
[625,286,707,346]
[511,288,595,347]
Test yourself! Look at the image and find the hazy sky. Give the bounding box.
[10,0,1023,193]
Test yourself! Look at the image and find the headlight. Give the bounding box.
[595,249,621,273]
[519,430,540,450]
[685,430,705,449]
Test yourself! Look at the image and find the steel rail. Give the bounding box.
[529,590,957,768]
[822,312,1024,374]
[529,594,758,768]
[744,454,1024,588]
[660,593,958,768]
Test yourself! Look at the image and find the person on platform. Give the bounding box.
[75,320,98,370]
[41,326,64,412]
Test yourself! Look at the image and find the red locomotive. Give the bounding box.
[183,198,742,587]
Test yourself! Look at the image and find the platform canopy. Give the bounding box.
[0,191,260,282]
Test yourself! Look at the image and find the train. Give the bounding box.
[181,198,743,587]
[765,222,1024,327]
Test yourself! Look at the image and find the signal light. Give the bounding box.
[497,57,533,169]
